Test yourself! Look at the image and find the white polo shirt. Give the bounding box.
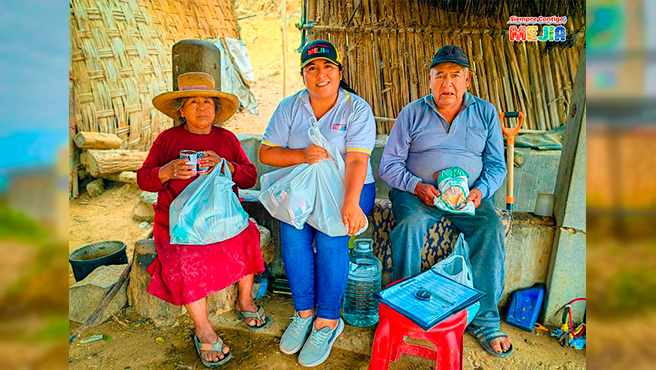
[262,88,376,184]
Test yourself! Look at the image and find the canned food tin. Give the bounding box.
[197,152,210,174]
[179,150,198,175]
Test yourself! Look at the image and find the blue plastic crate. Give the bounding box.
[504,283,545,331]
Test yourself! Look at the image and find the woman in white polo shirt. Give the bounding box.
[259,39,376,366]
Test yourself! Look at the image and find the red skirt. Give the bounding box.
[147,220,265,306]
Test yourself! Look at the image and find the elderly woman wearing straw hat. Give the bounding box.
[137,72,271,368]
[259,40,376,367]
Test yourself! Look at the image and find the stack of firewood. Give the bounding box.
[74,132,147,197]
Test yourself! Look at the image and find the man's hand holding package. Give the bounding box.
[414,182,441,206]
[467,188,483,208]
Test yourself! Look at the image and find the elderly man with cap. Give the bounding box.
[379,45,511,357]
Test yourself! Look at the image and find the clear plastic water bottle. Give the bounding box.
[343,239,382,327]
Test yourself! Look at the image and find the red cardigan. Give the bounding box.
[137,125,257,229]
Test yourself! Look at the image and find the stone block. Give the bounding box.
[556,118,586,232]
[127,240,184,327]
[502,213,556,307]
[207,284,238,318]
[236,135,563,213]
[140,191,158,207]
[255,222,275,267]
[86,178,104,197]
[127,239,260,326]
[132,200,155,222]
[69,264,128,326]
[493,148,562,212]
[242,200,284,278]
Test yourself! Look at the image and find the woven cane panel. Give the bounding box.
[70,0,239,150]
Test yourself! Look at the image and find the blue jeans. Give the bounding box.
[281,183,376,320]
[389,188,506,328]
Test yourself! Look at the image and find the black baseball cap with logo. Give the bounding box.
[430,45,470,69]
[300,39,343,69]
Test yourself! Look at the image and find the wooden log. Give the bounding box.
[101,171,137,184]
[74,132,123,149]
[80,150,148,177]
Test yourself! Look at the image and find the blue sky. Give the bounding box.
[0,0,68,185]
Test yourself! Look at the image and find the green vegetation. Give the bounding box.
[0,205,48,242]
[20,317,69,343]
[588,242,656,317]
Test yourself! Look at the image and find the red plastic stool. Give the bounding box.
[368,281,468,370]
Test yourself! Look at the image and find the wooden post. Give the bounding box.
[281,0,288,98]
[543,47,586,325]
[69,70,79,199]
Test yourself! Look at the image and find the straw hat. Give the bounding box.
[152,72,239,125]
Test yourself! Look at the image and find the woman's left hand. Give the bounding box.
[200,150,234,174]
[341,201,367,236]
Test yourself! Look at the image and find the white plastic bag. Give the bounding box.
[259,163,317,229]
[306,118,368,236]
[259,118,367,236]
[169,159,249,245]
[305,120,349,236]
[432,233,480,325]
[260,162,297,191]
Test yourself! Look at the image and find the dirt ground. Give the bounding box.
[68,291,585,370]
[68,2,587,369]
[68,300,371,370]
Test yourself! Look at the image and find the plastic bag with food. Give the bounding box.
[433,167,475,215]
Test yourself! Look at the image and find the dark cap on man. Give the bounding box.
[430,45,470,69]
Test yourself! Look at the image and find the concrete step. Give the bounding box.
[208,294,376,356]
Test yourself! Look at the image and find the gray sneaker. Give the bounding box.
[279,311,316,354]
[298,318,344,367]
